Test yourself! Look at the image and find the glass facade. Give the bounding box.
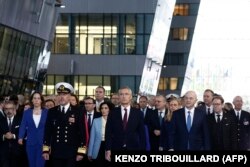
[45,2,200,97]
[43,75,182,98]
[51,13,155,55]
[0,24,50,95]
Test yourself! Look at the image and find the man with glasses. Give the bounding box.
[0,100,22,167]
[207,95,237,150]
[42,82,87,167]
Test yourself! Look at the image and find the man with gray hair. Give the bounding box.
[168,91,210,150]
[230,96,250,150]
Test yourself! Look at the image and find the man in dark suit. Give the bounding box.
[229,96,250,150]
[42,82,87,167]
[168,90,210,151]
[207,95,237,150]
[0,101,22,167]
[147,95,167,151]
[83,97,102,135]
[79,97,102,164]
[105,86,146,161]
[139,96,153,125]
[197,89,214,115]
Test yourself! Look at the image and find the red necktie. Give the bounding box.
[123,108,127,130]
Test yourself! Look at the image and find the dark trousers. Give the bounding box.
[53,157,76,167]
[96,141,105,161]
[1,150,19,167]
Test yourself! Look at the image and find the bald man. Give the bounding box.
[230,96,250,150]
[168,91,210,151]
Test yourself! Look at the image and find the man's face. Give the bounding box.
[155,96,167,111]
[95,88,105,101]
[184,91,197,109]
[139,97,148,109]
[119,88,132,106]
[57,93,70,106]
[212,98,223,113]
[84,99,96,112]
[203,91,213,106]
[4,103,16,118]
[233,96,243,110]
[111,94,119,106]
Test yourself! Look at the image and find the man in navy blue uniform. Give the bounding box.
[42,82,87,167]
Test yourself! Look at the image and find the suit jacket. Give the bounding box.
[43,105,86,158]
[0,116,22,155]
[18,108,48,146]
[197,105,212,115]
[168,107,210,150]
[105,106,146,150]
[141,107,153,125]
[147,109,167,150]
[207,112,237,150]
[84,110,102,134]
[87,117,103,159]
[229,110,250,150]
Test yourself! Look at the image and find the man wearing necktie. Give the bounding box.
[0,101,22,167]
[168,91,210,151]
[42,82,87,167]
[207,96,237,150]
[229,96,250,150]
[105,87,145,161]
[147,95,167,151]
[83,97,101,136]
[197,89,214,115]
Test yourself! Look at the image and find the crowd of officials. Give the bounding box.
[0,82,250,167]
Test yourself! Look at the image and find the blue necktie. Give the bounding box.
[186,111,191,132]
[237,111,240,121]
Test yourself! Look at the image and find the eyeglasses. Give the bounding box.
[4,108,14,111]
[84,103,94,105]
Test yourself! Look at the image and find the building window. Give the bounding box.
[52,13,153,55]
[174,4,189,16]
[171,28,189,41]
[158,77,179,91]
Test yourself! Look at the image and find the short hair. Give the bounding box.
[4,100,16,107]
[156,94,167,102]
[204,89,214,95]
[111,93,118,98]
[139,96,148,101]
[213,95,224,104]
[45,99,55,106]
[118,86,132,95]
[84,97,96,104]
[96,86,105,92]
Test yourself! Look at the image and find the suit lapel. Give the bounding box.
[126,108,134,131]
[38,109,47,128]
[191,109,198,131]
[180,108,188,132]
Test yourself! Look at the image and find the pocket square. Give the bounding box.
[15,125,19,128]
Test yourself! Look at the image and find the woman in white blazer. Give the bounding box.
[88,101,114,161]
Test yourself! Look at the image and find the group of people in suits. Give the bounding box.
[1,84,250,167]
